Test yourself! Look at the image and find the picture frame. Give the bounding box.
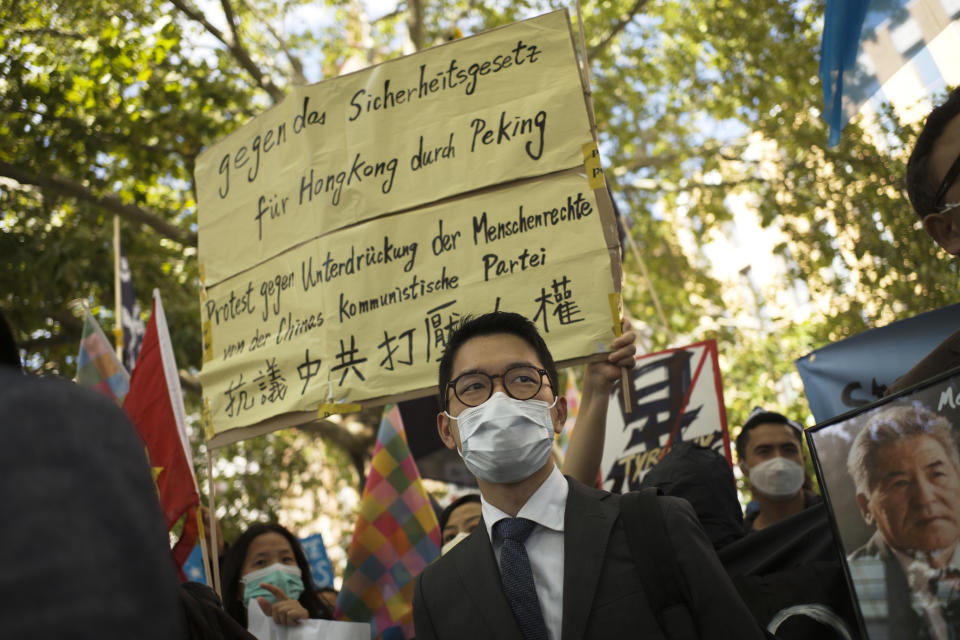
[806,365,960,639]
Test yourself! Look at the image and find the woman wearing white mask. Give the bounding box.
[221,523,334,628]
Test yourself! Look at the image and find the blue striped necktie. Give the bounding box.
[494,517,549,640]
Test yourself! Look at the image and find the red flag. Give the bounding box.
[122,290,200,578]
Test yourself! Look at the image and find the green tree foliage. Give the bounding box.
[583,0,957,429]
[3,0,955,538]
[195,429,362,545]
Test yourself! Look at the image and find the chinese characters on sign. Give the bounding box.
[601,341,731,493]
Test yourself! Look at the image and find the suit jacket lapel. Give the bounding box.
[455,516,524,640]
[561,478,618,640]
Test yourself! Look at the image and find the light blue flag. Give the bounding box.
[300,532,334,589]
[819,0,872,146]
[819,0,960,146]
[182,544,207,583]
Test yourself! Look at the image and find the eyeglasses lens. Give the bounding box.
[454,366,543,406]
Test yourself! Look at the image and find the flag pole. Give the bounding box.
[574,0,597,141]
[112,215,123,358]
[574,0,632,414]
[619,214,674,343]
[207,447,222,598]
[196,507,213,589]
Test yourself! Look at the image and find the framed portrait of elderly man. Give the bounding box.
[807,365,960,640]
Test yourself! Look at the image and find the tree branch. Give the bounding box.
[588,0,649,59]
[237,0,307,85]
[19,328,81,351]
[179,369,202,395]
[169,0,284,103]
[14,28,85,40]
[351,451,368,494]
[15,308,81,351]
[407,0,425,51]
[621,174,771,194]
[613,140,751,175]
[614,153,680,174]
[9,105,192,159]
[372,6,405,24]
[297,418,376,464]
[0,161,197,246]
[219,0,243,55]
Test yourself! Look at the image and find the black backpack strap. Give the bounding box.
[620,488,698,640]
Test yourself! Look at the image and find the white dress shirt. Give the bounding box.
[481,465,568,640]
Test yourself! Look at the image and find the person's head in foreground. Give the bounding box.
[0,369,184,639]
[848,402,960,564]
[221,522,332,628]
[907,87,960,255]
[436,311,567,488]
[736,407,806,503]
[439,493,482,553]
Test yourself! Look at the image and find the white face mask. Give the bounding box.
[445,392,557,483]
[748,457,805,501]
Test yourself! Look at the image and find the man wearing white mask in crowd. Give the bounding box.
[737,407,816,532]
[413,311,764,640]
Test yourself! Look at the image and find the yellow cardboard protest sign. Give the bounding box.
[196,11,622,446]
[195,10,593,287]
[199,171,618,444]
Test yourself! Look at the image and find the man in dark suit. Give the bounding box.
[413,311,764,640]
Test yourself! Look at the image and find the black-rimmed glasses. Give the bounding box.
[936,201,960,216]
[933,152,960,214]
[447,365,550,408]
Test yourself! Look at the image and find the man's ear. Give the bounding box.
[922,213,960,255]
[437,411,458,450]
[551,396,567,435]
[856,492,874,525]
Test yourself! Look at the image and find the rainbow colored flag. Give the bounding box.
[76,306,129,404]
[335,404,441,639]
